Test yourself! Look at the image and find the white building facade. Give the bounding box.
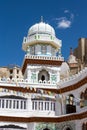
[0,20,86,130]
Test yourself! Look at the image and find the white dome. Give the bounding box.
[28,22,55,36]
[60,62,70,78]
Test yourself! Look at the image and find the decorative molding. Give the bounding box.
[0,76,87,94]
[0,110,87,123]
[22,58,63,74]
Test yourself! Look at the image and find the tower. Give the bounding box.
[0,19,86,130]
[22,19,64,85]
[68,48,78,75]
[74,38,87,65]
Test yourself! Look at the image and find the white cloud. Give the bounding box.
[58,18,71,28]
[55,10,74,29]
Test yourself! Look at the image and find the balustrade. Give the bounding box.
[32,100,55,111]
[25,54,64,61]
[0,98,26,110]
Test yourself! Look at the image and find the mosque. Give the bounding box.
[0,18,87,130]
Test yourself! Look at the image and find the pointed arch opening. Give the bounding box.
[38,69,50,83]
[66,94,76,114]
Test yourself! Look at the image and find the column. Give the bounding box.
[27,68,31,82]
[55,94,62,115]
[27,96,32,111]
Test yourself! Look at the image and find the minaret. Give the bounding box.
[22,19,64,84]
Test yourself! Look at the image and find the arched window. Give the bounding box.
[66,94,76,114]
[66,94,74,105]
[38,69,49,82]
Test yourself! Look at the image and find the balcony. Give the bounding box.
[0,97,55,117]
[22,34,62,50]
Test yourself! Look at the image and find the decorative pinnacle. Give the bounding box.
[41,16,43,22]
[70,47,73,55]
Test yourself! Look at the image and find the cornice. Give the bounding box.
[0,110,86,123]
[22,58,63,74]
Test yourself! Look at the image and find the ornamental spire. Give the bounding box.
[41,16,43,22]
[70,47,73,55]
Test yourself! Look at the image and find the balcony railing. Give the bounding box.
[0,98,55,112]
[32,100,55,111]
[25,54,64,61]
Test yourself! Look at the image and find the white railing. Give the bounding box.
[32,100,55,111]
[0,98,55,112]
[25,54,64,61]
[0,98,26,110]
[0,78,56,87]
[0,68,86,89]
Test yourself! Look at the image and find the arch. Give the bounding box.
[63,125,73,130]
[66,94,75,105]
[66,94,76,114]
[38,69,50,82]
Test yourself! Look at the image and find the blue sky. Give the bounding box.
[0,0,87,67]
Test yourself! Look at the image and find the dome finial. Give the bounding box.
[41,16,43,22]
[70,47,73,55]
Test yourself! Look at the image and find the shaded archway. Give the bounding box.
[66,94,76,114]
[38,69,49,82]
